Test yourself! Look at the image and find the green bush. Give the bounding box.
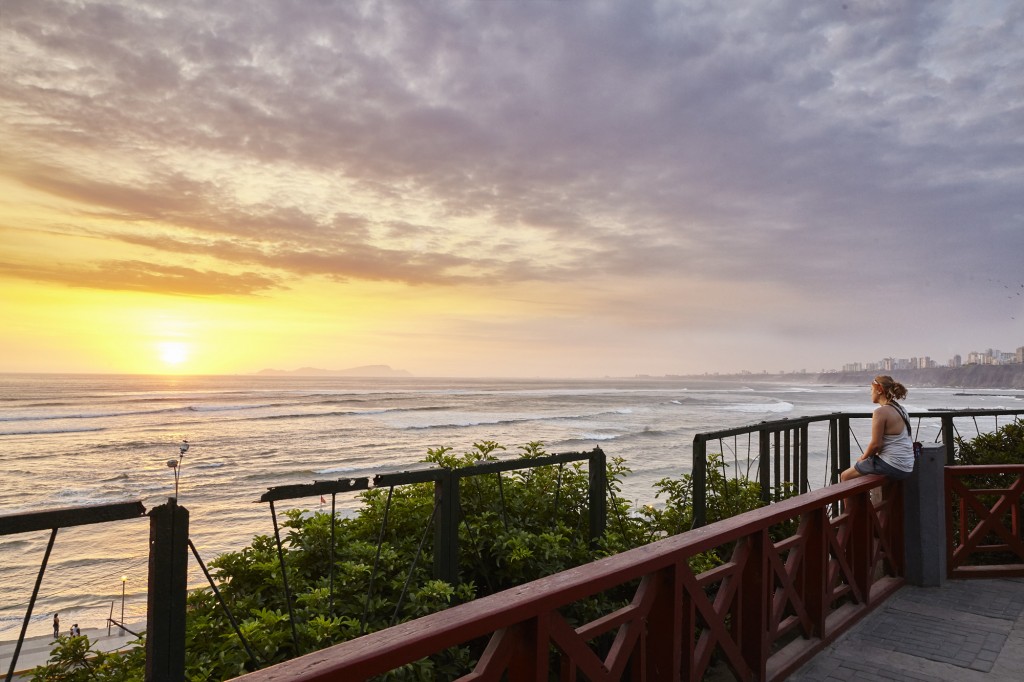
[34,442,772,681]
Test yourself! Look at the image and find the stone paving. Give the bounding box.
[790,578,1024,682]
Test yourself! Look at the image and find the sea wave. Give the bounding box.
[0,406,189,422]
[0,426,107,436]
[578,433,620,441]
[723,401,794,414]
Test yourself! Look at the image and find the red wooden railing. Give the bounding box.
[945,464,1024,578]
[234,475,904,682]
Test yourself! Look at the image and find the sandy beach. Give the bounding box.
[0,625,141,679]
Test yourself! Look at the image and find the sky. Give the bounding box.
[1,0,1022,378]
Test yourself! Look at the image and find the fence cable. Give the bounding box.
[188,539,261,669]
[360,485,394,635]
[389,498,440,627]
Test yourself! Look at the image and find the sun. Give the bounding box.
[157,341,191,368]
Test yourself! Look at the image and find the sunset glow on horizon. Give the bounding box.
[1,1,1021,377]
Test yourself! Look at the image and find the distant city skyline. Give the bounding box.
[838,345,1024,374]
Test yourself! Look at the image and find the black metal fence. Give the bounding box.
[0,501,149,681]
[691,408,1024,527]
[1,448,607,680]
[6,409,1023,679]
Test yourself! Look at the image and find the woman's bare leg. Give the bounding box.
[840,465,863,482]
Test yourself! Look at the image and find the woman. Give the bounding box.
[840,375,915,481]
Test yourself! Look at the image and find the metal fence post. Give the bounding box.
[692,436,707,528]
[588,448,607,544]
[434,470,459,584]
[838,416,852,475]
[146,498,189,682]
[940,415,956,464]
[758,429,771,504]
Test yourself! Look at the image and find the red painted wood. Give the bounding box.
[946,466,1024,578]
[233,475,904,682]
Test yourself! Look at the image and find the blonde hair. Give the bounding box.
[873,375,908,402]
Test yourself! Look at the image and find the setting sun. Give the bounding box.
[158,341,191,367]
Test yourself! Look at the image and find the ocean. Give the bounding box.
[2,373,1021,639]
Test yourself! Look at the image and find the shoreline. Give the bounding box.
[0,624,143,678]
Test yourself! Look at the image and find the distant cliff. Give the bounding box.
[256,365,413,377]
[816,365,1024,390]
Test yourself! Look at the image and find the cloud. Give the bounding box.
[1,0,1022,359]
[0,258,282,296]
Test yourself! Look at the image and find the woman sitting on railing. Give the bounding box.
[840,375,915,481]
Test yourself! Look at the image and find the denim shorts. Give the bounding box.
[854,456,913,480]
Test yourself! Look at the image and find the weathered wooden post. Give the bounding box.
[146,498,189,682]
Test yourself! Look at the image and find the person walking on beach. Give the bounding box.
[840,375,915,481]
[53,613,59,639]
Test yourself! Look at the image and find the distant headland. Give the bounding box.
[255,365,413,377]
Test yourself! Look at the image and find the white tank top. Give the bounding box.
[878,403,915,472]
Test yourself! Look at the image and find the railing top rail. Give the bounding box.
[922,408,1024,417]
[694,413,870,441]
[693,408,1024,442]
[234,474,887,682]
[946,464,1024,474]
[258,449,601,504]
[0,500,147,536]
[453,448,597,477]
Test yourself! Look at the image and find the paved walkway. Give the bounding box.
[791,578,1024,681]
[0,625,140,680]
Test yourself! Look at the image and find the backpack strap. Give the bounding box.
[891,401,912,437]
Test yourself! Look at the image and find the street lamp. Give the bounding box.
[120,575,127,634]
[167,439,189,499]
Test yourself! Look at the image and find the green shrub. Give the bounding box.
[34,442,775,681]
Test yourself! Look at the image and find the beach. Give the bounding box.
[0,624,142,679]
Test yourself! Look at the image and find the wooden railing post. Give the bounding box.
[146,498,189,682]
[804,508,828,636]
[738,531,768,680]
[645,563,682,679]
[847,490,872,602]
[509,617,547,681]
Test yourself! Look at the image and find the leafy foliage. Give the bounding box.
[34,442,772,681]
[956,417,1024,465]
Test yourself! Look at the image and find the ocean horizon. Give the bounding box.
[2,373,1022,639]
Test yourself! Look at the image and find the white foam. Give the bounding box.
[724,401,794,414]
[580,433,619,441]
